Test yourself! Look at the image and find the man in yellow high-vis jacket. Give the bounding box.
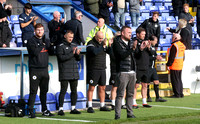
[85,18,113,45]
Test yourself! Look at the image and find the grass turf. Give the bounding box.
[1,94,200,124]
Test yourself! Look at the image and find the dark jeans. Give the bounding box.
[28,68,49,112]
[59,80,78,107]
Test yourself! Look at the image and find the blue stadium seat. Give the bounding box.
[159,17,167,34]
[74,91,86,109]
[149,6,160,16]
[140,6,149,17]
[192,27,197,38]
[16,38,22,47]
[55,92,71,110]
[125,16,131,27]
[164,0,172,7]
[46,93,57,111]
[154,0,163,6]
[24,94,42,112]
[143,0,154,6]
[109,12,115,25]
[10,15,19,24]
[8,95,20,103]
[13,24,22,38]
[159,6,169,17]
[139,16,145,24]
[166,16,177,27]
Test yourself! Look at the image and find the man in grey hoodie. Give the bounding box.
[129,0,142,27]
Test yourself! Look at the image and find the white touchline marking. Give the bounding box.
[150,105,200,110]
[35,117,96,123]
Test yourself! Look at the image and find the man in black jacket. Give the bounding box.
[56,30,82,116]
[0,0,12,19]
[27,23,54,118]
[0,17,12,47]
[138,11,160,47]
[113,26,137,120]
[99,0,113,25]
[86,31,111,113]
[64,11,85,45]
[146,36,167,102]
[132,27,152,109]
[48,11,65,46]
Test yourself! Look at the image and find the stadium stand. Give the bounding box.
[55,92,71,110]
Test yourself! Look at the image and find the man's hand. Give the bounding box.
[133,40,137,50]
[108,38,113,47]
[140,41,147,51]
[189,18,194,23]
[147,40,151,49]
[33,16,38,21]
[61,18,65,23]
[76,48,81,55]
[5,4,12,10]
[156,55,163,60]
[166,27,170,31]
[103,38,107,48]
[73,47,77,54]
[2,44,7,48]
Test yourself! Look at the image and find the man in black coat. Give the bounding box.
[138,11,160,47]
[0,17,12,47]
[26,23,54,118]
[99,0,113,25]
[0,0,12,19]
[112,26,137,120]
[64,11,85,45]
[56,30,82,116]
[48,11,65,46]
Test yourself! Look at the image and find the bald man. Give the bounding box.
[48,11,65,46]
[85,18,113,45]
[19,3,38,47]
[167,33,186,98]
[86,31,112,113]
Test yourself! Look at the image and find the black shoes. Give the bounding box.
[143,104,152,108]
[169,95,180,98]
[127,115,136,119]
[156,97,167,102]
[70,109,81,114]
[147,97,152,102]
[132,105,139,109]
[87,107,95,113]
[115,115,120,120]
[100,106,111,111]
[28,109,35,118]
[42,110,54,116]
[121,105,127,109]
[111,105,115,110]
[58,110,65,116]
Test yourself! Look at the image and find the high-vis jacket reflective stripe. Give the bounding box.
[167,41,186,70]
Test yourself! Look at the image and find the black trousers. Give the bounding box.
[170,70,184,97]
[59,80,78,107]
[28,68,49,112]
